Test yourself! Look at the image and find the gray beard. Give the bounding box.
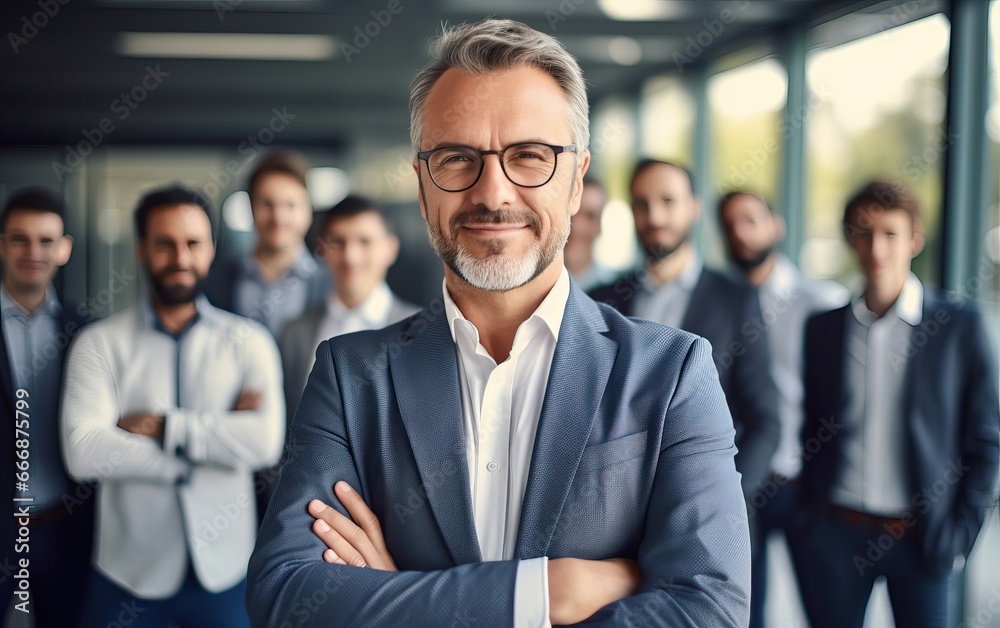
[425,206,570,293]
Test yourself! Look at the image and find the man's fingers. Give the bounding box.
[334,482,388,551]
[310,516,366,567]
[233,390,262,411]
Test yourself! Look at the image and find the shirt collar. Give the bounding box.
[761,253,797,298]
[240,247,318,282]
[442,266,571,349]
[851,273,923,327]
[139,293,218,335]
[642,251,703,293]
[327,282,393,326]
[0,283,61,319]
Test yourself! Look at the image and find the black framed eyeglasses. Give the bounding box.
[416,142,577,193]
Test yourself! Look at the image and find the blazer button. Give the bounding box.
[486,460,499,473]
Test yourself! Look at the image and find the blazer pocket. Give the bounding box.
[578,431,648,472]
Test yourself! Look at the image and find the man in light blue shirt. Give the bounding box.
[62,185,284,627]
[205,151,330,339]
[0,186,91,627]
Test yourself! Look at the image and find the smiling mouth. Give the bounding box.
[462,223,529,233]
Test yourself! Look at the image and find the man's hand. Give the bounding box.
[548,557,643,625]
[117,413,164,440]
[308,481,398,571]
[233,390,262,411]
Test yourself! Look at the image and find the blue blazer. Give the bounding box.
[589,267,781,494]
[798,289,999,574]
[248,283,751,626]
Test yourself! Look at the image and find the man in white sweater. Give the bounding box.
[61,184,284,627]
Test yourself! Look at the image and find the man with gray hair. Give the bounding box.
[249,18,750,627]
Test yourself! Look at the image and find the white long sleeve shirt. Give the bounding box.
[442,268,571,628]
[61,295,284,597]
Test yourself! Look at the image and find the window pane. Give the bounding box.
[708,58,787,203]
[640,76,696,162]
[803,14,950,285]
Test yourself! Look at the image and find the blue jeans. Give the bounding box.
[80,566,250,628]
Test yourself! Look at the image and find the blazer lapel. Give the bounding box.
[389,307,481,565]
[679,268,709,333]
[0,324,13,411]
[515,287,618,558]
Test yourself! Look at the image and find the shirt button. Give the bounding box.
[486,460,499,473]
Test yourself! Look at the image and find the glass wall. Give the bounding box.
[803,14,951,287]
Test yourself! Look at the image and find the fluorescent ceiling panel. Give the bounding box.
[117,32,337,60]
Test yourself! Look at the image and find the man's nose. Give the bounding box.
[467,154,518,210]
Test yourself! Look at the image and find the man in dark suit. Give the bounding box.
[248,19,751,626]
[796,181,999,628]
[589,160,780,497]
[0,186,91,626]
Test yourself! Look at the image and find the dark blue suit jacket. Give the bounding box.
[798,289,999,574]
[589,267,781,494]
[0,301,87,603]
[248,283,751,626]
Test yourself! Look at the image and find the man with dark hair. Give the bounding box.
[564,177,616,291]
[796,180,999,628]
[61,184,284,626]
[717,190,848,627]
[590,160,781,499]
[281,195,419,419]
[0,186,91,627]
[205,150,330,338]
[249,19,750,627]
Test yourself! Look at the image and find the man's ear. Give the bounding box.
[911,228,925,258]
[135,240,148,266]
[385,234,401,267]
[569,150,591,218]
[773,213,787,242]
[55,234,74,266]
[414,161,428,221]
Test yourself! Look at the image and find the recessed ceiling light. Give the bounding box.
[116,32,337,61]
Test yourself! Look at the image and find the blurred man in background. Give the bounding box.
[0,186,91,627]
[563,177,616,291]
[263,195,419,519]
[206,150,329,338]
[281,195,419,420]
[590,160,780,499]
[718,190,849,628]
[796,181,999,628]
[62,185,284,627]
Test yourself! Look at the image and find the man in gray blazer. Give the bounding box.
[280,195,420,420]
[259,197,420,517]
[248,19,750,627]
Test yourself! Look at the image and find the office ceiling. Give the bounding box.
[1,0,879,151]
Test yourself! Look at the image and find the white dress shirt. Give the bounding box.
[754,255,849,478]
[831,273,923,516]
[443,268,571,628]
[61,295,284,597]
[315,282,394,347]
[634,253,703,329]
